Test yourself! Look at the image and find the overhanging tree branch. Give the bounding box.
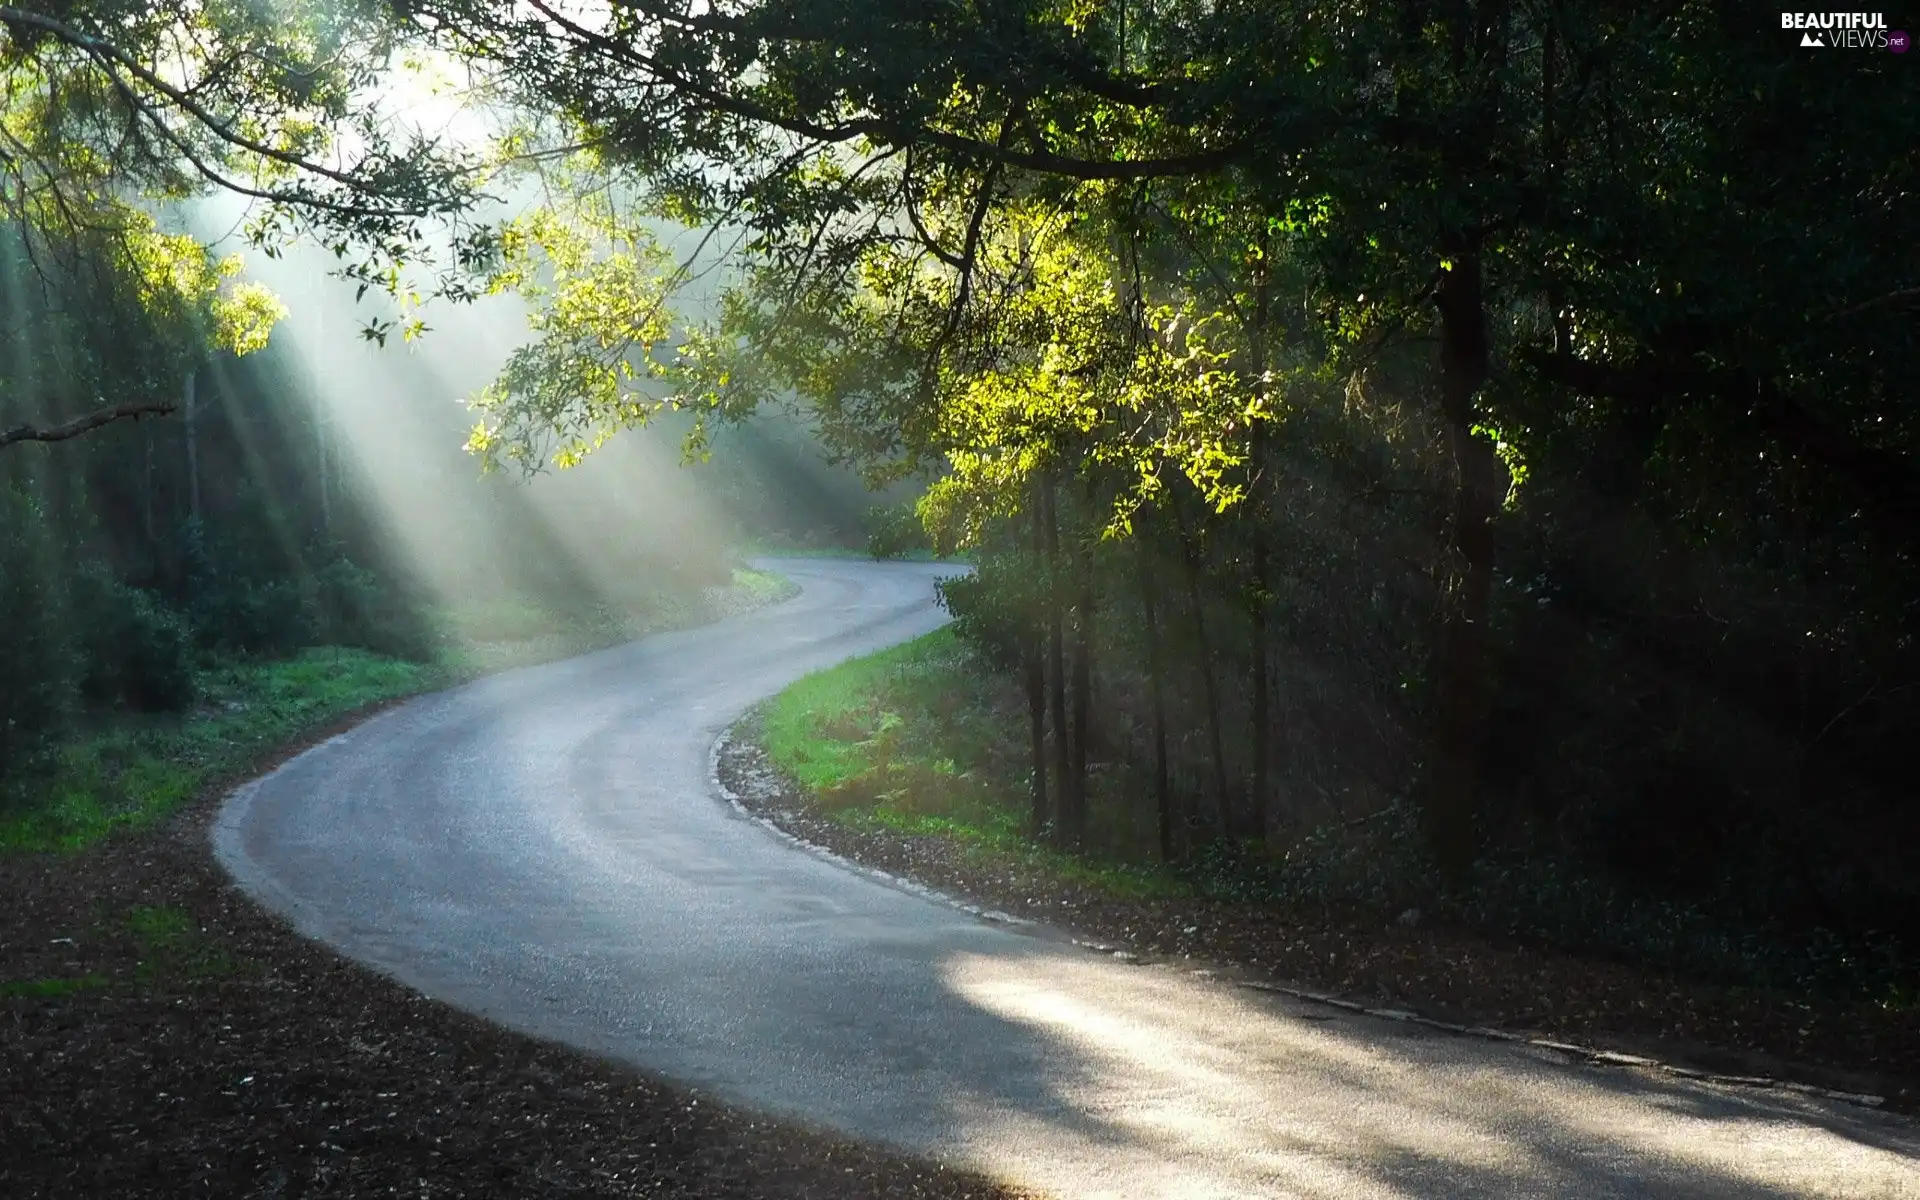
[505,0,1247,182]
[1,5,473,217]
[1824,287,1920,322]
[0,398,177,450]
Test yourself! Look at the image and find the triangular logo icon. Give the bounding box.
[1800,31,1824,46]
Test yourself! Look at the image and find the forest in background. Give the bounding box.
[0,217,882,828]
[1,0,1913,1004]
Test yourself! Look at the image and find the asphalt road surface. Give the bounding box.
[217,558,1920,1199]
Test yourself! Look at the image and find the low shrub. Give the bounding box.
[72,567,196,712]
[865,502,932,561]
[195,577,317,656]
[311,557,433,661]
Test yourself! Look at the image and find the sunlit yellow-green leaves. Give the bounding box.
[110,213,288,361]
[1470,421,1530,510]
[843,201,1268,549]
[209,281,287,355]
[465,194,682,472]
[5,0,483,368]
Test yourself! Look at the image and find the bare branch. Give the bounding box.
[0,398,177,450]
[1824,287,1920,323]
[85,64,427,221]
[900,147,966,270]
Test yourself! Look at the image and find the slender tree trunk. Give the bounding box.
[318,412,332,538]
[1178,520,1230,834]
[1250,532,1270,839]
[1065,503,1095,851]
[184,369,201,526]
[1420,243,1504,881]
[1042,475,1074,850]
[1025,489,1051,837]
[1024,634,1050,835]
[1139,535,1175,862]
[142,425,157,556]
[1246,243,1274,841]
[319,441,332,536]
[317,310,333,538]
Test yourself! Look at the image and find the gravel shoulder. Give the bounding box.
[718,715,1920,1118]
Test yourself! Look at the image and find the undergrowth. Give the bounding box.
[757,628,1915,1007]
[0,568,792,854]
[760,628,1182,899]
[0,648,438,853]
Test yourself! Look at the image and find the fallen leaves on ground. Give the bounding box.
[0,717,1037,1200]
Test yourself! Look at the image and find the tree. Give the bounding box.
[1,0,485,445]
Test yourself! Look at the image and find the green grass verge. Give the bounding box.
[0,974,111,999]
[1,904,251,998]
[126,903,246,984]
[757,627,1184,899]
[0,647,441,854]
[729,565,800,605]
[0,570,793,855]
[733,541,867,560]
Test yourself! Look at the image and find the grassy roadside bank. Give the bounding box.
[759,628,1170,898]
[0,566,794,854]
[745,627,1920,1109]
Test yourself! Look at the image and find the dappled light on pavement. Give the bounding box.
[942,951,1918,1198]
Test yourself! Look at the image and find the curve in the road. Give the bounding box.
[216,558,1920,1199]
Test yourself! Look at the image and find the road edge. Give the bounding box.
[711,722,1894,1116]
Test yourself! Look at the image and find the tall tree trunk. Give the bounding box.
[317,310,333,538]
[1420,243,1504,881]
[1042,475,1075,850]
[1246,240,1274,841]
[183,369,201,526]
[1250,532,1270,840]
[1178,520,1230,834]
[1139,534,1175,862]
[142,425,157,558]
[318,411,332,538]
[1065,503,1095,851]
[1025,488,1051,837]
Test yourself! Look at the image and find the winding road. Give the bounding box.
[216,558,1920,1199]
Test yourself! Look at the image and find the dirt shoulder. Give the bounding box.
[1,699,1028,1198]
[719,721,1920,1118]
